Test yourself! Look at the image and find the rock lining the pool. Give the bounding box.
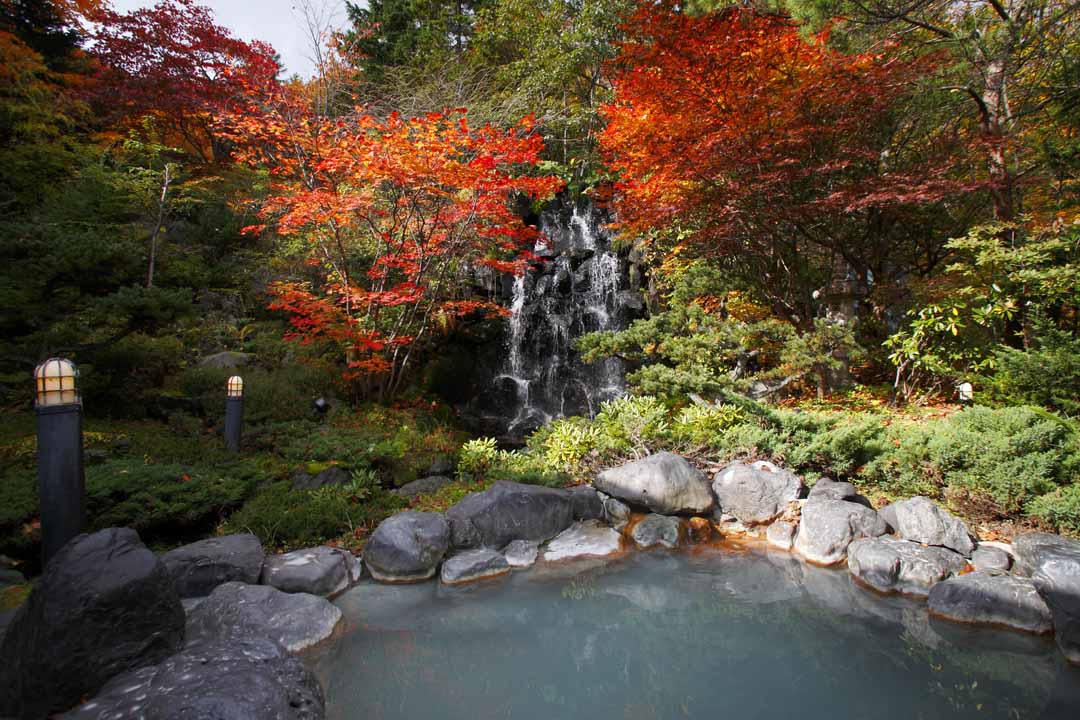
[361,452,1080,667]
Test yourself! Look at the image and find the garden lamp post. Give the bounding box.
[225,375,244,452]
[957,381,974,405]
[34,358,86,566]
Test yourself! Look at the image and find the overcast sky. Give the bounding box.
[109,0,350,79]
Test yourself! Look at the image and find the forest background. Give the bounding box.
[1,0,1079,588]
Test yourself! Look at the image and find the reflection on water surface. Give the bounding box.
[312,545,1080,720]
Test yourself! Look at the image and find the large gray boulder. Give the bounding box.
[446,481,574,548]
[712,460,804,524]
[878,497,974,556]
[161,533,265,598]
[595,452,714,515]
[260,546,361,598]
[199,351,253,369]
[794,498,888,566]
[928,571,1053,634]
[807,478,871,508]
[440,549,510,585]
[364,511,450,583]
[62,637,323,720]
[1013,532,1080,664]
[847,536,968,597]
[186,581,341,653]
[0,528,185,719]
[542,520,623,562]
[631,514,680,549]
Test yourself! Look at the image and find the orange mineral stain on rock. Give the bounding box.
[686,516,713,544]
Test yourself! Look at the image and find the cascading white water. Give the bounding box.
[489,195,639,436]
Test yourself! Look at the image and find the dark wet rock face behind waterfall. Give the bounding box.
[462,195,644,441]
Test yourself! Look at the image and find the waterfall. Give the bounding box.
[477,194,642,439]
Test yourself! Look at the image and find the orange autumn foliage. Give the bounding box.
[224,79,562,398]
[601,4,972,279]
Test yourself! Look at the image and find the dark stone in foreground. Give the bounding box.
[186,581,342,653]
[595,452,714,516]
[364,511,450,582]
[878,496,974,556]
[161,533,265,598]
[847,536,968,597]
[62,638,324,720]
[0,528,184,719]
[712,460,804,524]
[928,571,1053,634]
[447,481,574,549]
[1014,532,1080,664]
[440,549,510,584]
[260,546,361,597]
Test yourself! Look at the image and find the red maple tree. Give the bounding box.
[224,78,562,398]
[601,4,974,323]
[87,0,279,163]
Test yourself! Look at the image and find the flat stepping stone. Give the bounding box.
[848,536,968,597]
[186,581,342,653]
[440,549,510,585]
[928,571,1053,634]
[261,546,361,597]
[503,540,540,569]
[542,521,622,562]
[631,514,680,549]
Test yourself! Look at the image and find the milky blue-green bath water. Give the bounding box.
[311,545,1080,720]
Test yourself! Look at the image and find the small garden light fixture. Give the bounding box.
[224,375,244,452]
[957,381,974,404]
[34,358,86,565]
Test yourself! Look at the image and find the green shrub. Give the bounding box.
[984,325,1080,416]
[1027,485,1080,536]
[671,404,745,448]
[538,418,601,473]
[85,459,264,543]
[594,395,670,455]
[222,481,406,551]
[80,333,187,418]
[0,469,37,558]
[176,363,338,424]
[862,406,1080,515]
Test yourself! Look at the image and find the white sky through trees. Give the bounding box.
[107,0,349,79]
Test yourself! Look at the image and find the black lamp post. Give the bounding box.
[224,375,244,452]
[34,358,85,566]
